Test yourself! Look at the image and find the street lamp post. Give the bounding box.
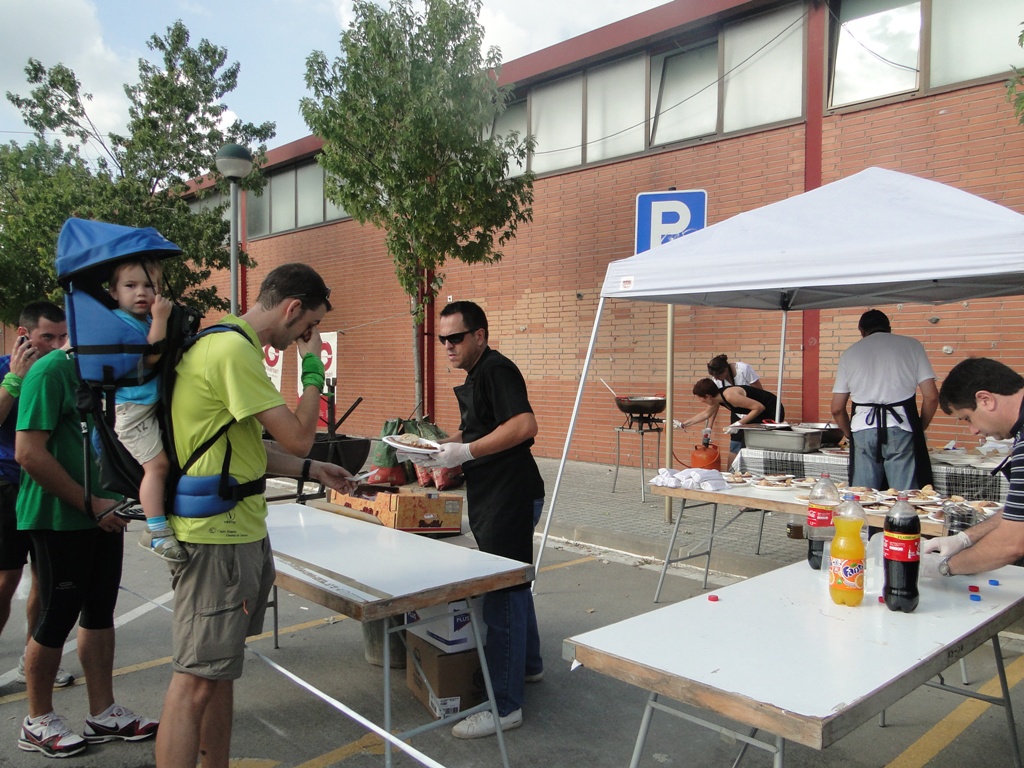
[215,143,254,316]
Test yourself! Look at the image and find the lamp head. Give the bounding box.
[215,143,254,180]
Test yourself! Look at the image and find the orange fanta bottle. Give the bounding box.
[829,493,866,606]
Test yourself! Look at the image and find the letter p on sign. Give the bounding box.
[634,190,708,254]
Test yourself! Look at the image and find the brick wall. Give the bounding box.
[246,80,1024,467]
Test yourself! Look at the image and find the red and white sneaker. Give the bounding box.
[18,712,87,758]
[83,704,158,744]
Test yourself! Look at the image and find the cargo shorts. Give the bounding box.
[169,538,276,680]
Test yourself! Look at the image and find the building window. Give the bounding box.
[723,2,806,133]
[296,163,325,228]
[270,168,296,234]
[586,55,646,162]
[492,100,528,177]
[930,0,1024,87]
[651,44,718,147]
[530,73,583,173]
[830,0,921,108]
[246,189,270,239]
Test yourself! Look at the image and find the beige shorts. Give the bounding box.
[114,402,164,464]
[169,538,276,680]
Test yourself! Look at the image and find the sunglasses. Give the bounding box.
[438,329,477,345]
[292,287,332,302]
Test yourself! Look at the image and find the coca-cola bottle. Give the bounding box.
[883,492,920,613]
[806,473,840,570]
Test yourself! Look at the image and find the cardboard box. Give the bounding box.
[406,633,485,719]
[406,596,483,652]
[329,486,463,533]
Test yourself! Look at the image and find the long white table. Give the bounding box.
[266,503,534,768]
[736,447,1009,502]
[564,561,1024,768]
[650,482,947,600]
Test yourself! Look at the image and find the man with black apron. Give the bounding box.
[831,309,938,490]
[418,301,544,740]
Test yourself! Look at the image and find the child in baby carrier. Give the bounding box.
[108,258,186,563]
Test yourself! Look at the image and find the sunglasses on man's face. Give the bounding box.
[438,329,477,346]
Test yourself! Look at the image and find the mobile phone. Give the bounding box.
[17,335,28,346]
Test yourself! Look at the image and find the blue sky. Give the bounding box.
[0,0,668,155]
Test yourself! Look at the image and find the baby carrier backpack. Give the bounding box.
[55,217,265,518]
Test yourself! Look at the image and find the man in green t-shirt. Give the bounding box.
[15,347,158,758]
[156,263,356,768]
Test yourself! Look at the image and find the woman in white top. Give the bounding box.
[677,355,764,462]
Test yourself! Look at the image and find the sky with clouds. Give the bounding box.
[0,0,669,154]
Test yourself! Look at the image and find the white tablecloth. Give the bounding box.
[735,448,1008,501]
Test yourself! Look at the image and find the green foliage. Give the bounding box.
[1008,22,1024,125]
[0,21,276,326]
[301,0,534,316]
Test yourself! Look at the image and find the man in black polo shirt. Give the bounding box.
[418,301,544,739]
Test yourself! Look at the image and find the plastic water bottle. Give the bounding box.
[806,472,840,570]
[883,492,920,613]
[829,493,866,606]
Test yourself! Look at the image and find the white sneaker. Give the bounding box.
[452,708,523,739]
[16,655,75,688]
[525,670,544,683]
[18,712,87,757]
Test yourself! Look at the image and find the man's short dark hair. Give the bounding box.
[858,309,891,335]
[939,357,1024,413]
[440,301,488,341]
[256,263,332,313]
[19,301,65,331]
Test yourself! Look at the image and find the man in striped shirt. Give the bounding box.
[921,357,1024,577]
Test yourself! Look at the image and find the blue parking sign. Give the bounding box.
[635,190,708,253]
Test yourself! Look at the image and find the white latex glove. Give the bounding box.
[920,552,946,580]
[430,442,474,469]
[920,531,972,558]
[723,422,741,435]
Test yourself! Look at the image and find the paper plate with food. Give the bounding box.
[382,434,442,454]
[965,500,1001,517]
[753,479,794,490]
[722,472,754,485]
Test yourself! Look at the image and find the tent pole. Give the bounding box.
[776,310,788,422]
[533,296,606,591]
[665,304,674,523]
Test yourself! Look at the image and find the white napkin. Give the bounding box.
[675,468,730,491]
[649,468,682,488]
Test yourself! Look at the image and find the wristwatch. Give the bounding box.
[938,557,953,577]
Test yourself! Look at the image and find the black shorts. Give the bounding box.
[30,527,123,648]
[0,482,33,571]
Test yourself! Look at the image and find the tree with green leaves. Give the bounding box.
[301,0,534,415]
[1009,22,1024,125]
[0,20,275,325]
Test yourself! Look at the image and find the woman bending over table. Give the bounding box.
[679,378,784,466]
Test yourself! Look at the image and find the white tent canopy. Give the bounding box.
[602,167,1024,310]
[535,167,1024,582]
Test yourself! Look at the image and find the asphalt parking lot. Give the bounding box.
[1,510,1024,768]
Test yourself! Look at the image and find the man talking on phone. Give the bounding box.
[0,303,73,687]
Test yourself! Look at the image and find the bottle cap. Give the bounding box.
[970,594,982,602]
[707,594,719,602]
[878,595,885,603]
[989,579,1000,586]
[968,585,980,593]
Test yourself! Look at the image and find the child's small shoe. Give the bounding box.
[139,528,188,563]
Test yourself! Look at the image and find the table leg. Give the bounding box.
[468,610,512,768]
[271,585,280,650]
[628,692,658,768]
[640,429,646,503]
[384,623,393,768]
[655,499,685,603]
[993,635,1023,768]
[613,428,622,493]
